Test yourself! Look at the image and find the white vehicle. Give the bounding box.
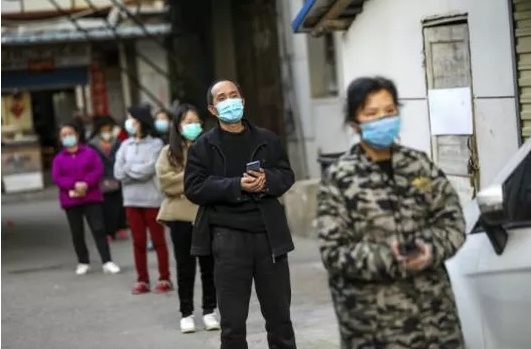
[446,138,531,349]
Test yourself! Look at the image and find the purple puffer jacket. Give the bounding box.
[51,146,104,209]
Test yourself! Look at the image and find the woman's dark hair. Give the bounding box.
[345,76,400,124]
[127,105,157,138]
[59,122,81,135]
[167,103,201,167]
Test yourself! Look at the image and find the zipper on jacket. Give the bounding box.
[210,144,227,175]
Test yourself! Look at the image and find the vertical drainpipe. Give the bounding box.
[507,0,523,146]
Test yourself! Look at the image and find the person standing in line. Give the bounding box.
[156,104,220,333]
[316,77,466,348]
[154,109,171,144]
[145,109,172,251]
[184,80,297,349]
[52,122,121,276]
[114,105,172,295]
[89,116,128,241]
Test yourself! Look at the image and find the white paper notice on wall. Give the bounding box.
[428,87,473,135]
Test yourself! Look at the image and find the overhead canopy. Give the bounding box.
[1,22,171,46]
[291,0,367,36]
[2,67,89,92]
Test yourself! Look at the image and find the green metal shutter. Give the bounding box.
[514,0,531,141]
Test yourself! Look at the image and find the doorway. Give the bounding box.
[423,19,480,204]
[31,89,77,182]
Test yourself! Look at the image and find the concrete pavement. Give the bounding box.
[1,200,339,349]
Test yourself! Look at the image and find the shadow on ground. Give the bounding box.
[1,200,339,349]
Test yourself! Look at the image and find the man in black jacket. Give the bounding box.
[184,80,297,349]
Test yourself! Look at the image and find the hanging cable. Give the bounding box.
[46,0,167,110]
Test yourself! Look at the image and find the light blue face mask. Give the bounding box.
[359,115,401,149]
[215,98,244,124]
[155,119,169,134]
[181,123,203,141]
[125,119,137,136]
[62,135,78,148]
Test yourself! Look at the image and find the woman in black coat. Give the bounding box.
[89,116,128,240]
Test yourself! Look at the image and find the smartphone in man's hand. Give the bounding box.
[246,160,261,174]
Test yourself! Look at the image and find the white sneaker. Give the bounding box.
[75,264,90,275]
[203,313,220,331]
[180,315,196,333]
[102,261,121,274]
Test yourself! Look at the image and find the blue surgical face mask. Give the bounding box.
[62,135,78,148]
[125,119,137,136]
[181,123,203,141]
[155,119,169,133]
[215,98,244,124]
[359,115,401,149]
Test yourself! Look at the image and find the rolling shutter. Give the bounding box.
[514,0,531,141]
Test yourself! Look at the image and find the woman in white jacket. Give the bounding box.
[114,105,172,295]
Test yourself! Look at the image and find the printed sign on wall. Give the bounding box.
[1,92,34,132]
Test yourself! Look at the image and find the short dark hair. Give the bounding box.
[206,79,243,106]
[345,76,400,124]
[59,122,81,135]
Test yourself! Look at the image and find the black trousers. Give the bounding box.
[168,221,216,317]
[212,227,296,349]
[102,190,127,238]
[65,203,112,264]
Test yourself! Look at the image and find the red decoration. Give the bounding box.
[90,55,109,116]
[10,101,25,119]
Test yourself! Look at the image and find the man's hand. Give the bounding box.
[240,170,266,193]
[391,240,433,273]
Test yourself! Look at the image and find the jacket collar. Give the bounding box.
[207,118,258,148]
[61,145,87,156]
[345,142,411,177]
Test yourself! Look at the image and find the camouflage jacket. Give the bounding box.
[317,144,466,348]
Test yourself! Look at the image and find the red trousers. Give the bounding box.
[125,207,170,284]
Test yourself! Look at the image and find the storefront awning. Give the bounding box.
[1,67,89,92]
[1,22,171,46]
[291,0,366,36]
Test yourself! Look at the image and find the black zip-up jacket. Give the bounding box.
[184,119,295,258]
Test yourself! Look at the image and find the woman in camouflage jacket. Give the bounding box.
[317,77,466,349]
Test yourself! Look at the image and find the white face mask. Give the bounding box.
[101,132,113,141]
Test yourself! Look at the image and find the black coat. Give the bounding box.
[184,120,295,258]
[89,138,121,180]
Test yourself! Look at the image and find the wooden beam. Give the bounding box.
[311,0,360,36]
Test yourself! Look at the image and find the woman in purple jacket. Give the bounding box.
[52,123,121,276]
